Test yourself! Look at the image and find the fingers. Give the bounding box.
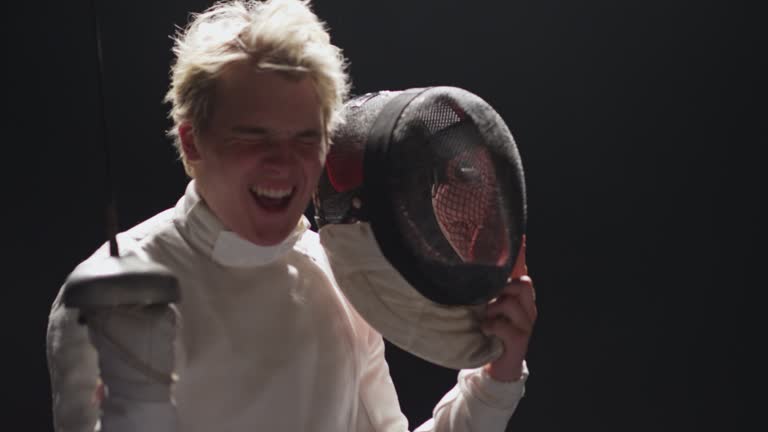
[481,312,531,351]
[485,296,534,333]
[92,379,105,406]
[490,277,537,321]
[510,235,528,280]
[516,276,537,320]
[483,236,536,347]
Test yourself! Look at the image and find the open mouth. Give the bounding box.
[250,185,295,213]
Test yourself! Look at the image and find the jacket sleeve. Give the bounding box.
[357,321,528,432]
[413,363,528,432]
[46,284,101,432]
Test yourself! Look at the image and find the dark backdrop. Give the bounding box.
[6,0,759,431]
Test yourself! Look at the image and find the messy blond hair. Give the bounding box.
[164,0,350,176]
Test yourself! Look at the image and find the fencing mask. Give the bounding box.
[314,86,526,369]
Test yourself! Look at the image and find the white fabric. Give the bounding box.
[211,219,309,267]
[85,306,179,432]
[319,222,504,370]
[47,180,528,432]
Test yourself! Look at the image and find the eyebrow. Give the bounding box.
[231,126,268,135]
[231,126,322,139]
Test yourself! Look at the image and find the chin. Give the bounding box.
[247,220,299,246]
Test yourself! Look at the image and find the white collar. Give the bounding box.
[211,218,309,267]
[174,180,310,267]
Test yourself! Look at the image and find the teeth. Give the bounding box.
[251,185,293,199]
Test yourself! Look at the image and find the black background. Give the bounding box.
[6,0,759,430]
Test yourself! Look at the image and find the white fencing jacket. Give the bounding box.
[47,181,528,432]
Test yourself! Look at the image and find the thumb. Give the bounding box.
[510,234,527,280]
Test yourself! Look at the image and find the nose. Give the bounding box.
[260,139,295,175]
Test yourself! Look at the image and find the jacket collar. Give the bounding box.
[173,180,309,267]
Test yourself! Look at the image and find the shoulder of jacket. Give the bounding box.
[121,208,176,244]
[78,208,176,264]
[295,228,323,259]
[294,227,379,340]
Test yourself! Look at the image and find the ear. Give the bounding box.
[179,122,202,162]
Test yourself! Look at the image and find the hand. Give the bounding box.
[482,236,537,382]
[93,378,105,406]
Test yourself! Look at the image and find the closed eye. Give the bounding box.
[296,129,322,144]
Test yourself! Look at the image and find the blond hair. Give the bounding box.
[164,0,350,176]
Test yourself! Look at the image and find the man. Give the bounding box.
[46,0,537,430]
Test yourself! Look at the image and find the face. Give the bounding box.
[180,64,325,246]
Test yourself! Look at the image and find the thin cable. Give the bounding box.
[89,0,120,257]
